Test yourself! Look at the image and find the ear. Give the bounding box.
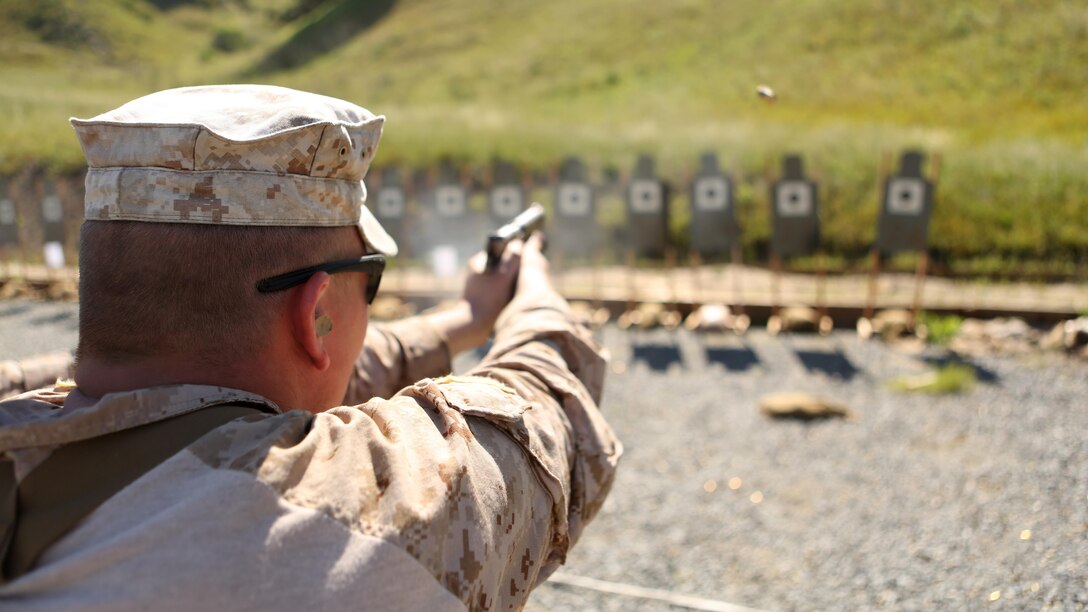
[291,271,332,371]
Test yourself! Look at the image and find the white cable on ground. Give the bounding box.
[548,572,764,612]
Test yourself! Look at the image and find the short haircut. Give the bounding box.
[77,221,363,366]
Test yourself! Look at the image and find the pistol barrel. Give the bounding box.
[486,203,545,270]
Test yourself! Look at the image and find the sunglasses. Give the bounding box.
[256,254,386,304]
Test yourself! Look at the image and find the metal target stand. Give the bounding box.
[858,150,940,339]
[685,153,749,334]
[765,154,830,336]
[618,155,669,329]
[425,160,477,295]
[551,157,609,326]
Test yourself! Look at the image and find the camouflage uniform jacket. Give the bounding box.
[0,292,620,611]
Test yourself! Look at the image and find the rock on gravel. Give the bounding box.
[758,392,853,421]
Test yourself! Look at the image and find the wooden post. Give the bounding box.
[664,248,677,305]
[731,240,748,333]
[591,249,603,309]
[662,247,682,328]
[770,253,782,318]
[625,249,637,312]
[817,252,832,335]
[688,251,704,306]
[730,243,745,318]
[767,253,783,335]
[864,247,881,320]
[616,248,638,329]
[909,251,929,329]
[590,248,610,326]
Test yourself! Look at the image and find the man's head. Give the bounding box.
[71,85,395,411]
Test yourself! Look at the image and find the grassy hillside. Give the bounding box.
[1,0,1086,268]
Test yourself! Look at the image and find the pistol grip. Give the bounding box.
[485,236,505,271]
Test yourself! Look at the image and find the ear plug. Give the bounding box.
[315,314,333,337]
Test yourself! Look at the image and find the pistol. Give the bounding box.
[486,203,545,271]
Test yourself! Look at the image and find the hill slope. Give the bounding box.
[1,0,1086,264]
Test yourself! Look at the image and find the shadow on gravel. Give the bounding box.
[794,349,859,381]
[922,353,1000,384]
[29,311,76,326]
[0,304,32,318]
[631,343,682,371]
[705,346,759,372]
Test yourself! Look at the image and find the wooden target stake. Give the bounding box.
[768,253,783,335]
[729,243,750,334]
[661,247,682,329]
[617,249,638,329]
[626,249,637,310]
[817,252,833,335]
[688,251,704,306]
[770,254,782,314]
[587,249,610,326]
[684,251,705,331]
[861,245,879,335]
[909,251,929,329]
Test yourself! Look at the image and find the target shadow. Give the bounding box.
[704,344,760,372]
[793,349,859,381]
[922,353,1000,384]
[630,342,682,372]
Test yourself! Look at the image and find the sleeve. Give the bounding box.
[466,288,621,574]
[255,358,618,609]
[342,318,453,404]
[312,290,618,607]
[0,352,74,401]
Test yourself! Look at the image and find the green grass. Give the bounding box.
[2,0,1087,267]
[888,363,977,394]
[918,312,964,346]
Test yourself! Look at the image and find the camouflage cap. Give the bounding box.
[70,84,397,256]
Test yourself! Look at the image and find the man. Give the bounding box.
[0,85,620,610]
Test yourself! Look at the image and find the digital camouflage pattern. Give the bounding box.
[0,290,620,611]
[71,85,397,256]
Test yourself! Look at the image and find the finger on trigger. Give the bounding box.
[468,251,487,273]
[525,231,544,251]
[505,238,525,257]
[500,239,523,273]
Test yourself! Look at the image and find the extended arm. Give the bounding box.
[342,245,524,404]
[285,234,618,608]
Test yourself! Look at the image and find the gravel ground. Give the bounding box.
[527,327,1087,611]
[0,299,79,359]
[2,299,1085,611]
